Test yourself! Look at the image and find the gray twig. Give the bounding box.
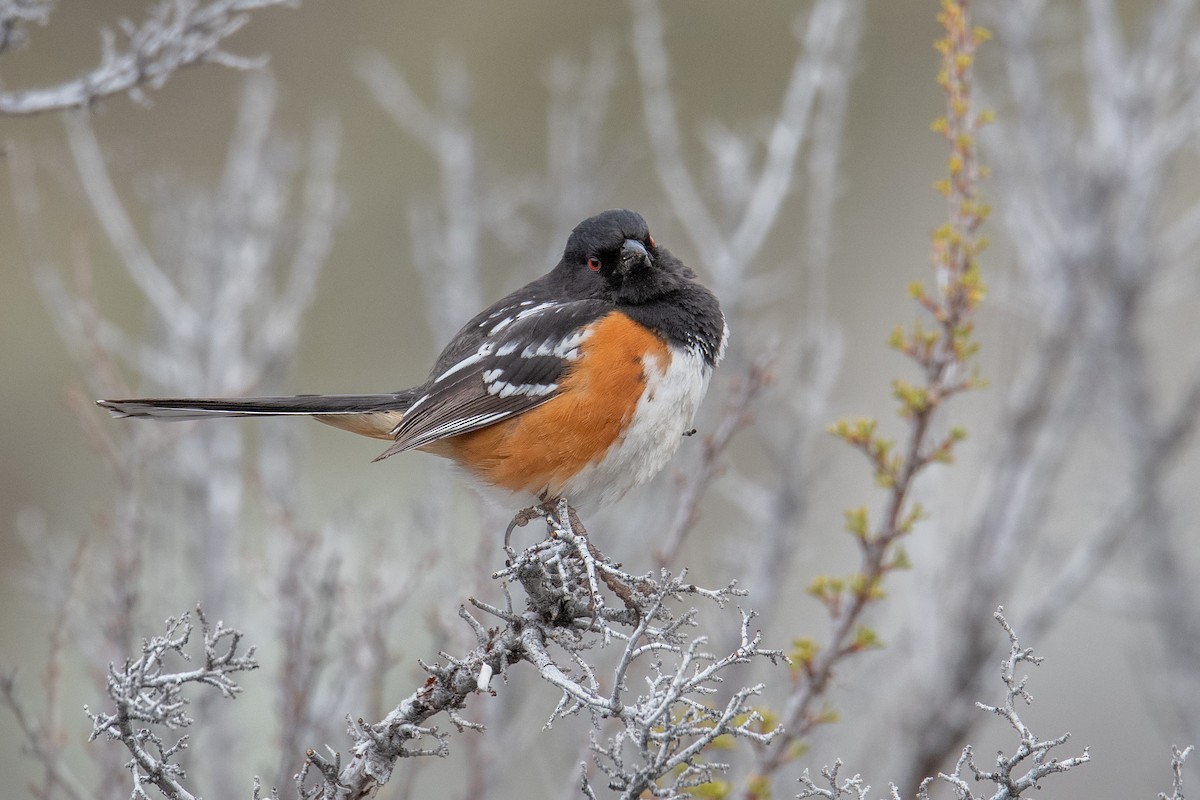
[0,0,298,115]
[85,608,259,800]
[914,609,1090,800]
[296,509,782,800]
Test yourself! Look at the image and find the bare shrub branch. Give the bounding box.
[0,0,298,115]
[0,0,52,56]
[290,504,783,800]
[915,609,1089,800]
[797,611,1088,800]
[1158,746,1194,800]
[85,608,259,800]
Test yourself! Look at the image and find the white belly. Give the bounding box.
[558,343,713,509]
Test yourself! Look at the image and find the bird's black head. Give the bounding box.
[556,209,691,304]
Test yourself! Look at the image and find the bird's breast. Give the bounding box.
[555,339,713,509]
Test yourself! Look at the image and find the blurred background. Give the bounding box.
[2,1,1198,798]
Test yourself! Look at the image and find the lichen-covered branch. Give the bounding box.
[294,504,783,800]
[915,609,1089,800]
[0,0,51,56]
[85,608,259,800]
[796,611,1088,800]
[1158,746,1194,800]
[0,0,297,115]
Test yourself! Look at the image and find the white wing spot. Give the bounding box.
[553,328,594,361]
[490,301,557,335]
[435,341,495,383]
[487,380,557,398]
[517,301,556,320]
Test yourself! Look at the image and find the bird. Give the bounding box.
[99,209,727,513]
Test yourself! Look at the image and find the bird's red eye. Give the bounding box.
[648,236,656,249]
[587,256,602,272]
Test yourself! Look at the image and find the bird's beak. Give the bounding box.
[620,239,652,274]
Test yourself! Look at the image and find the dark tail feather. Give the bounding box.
[97,393,415,420]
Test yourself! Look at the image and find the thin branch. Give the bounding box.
[0,0,298,115]
[1158,746,1195,800]
[0,0,52,55]
[755,4,991,789]
[0,673,97,800]
[62,110,203,347]
[290,511,781,800]
[656,356,773,569]
[86,608,259,800]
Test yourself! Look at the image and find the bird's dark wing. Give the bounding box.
[376,299,611,459]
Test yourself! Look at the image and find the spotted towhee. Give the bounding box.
[99,209,727,511]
